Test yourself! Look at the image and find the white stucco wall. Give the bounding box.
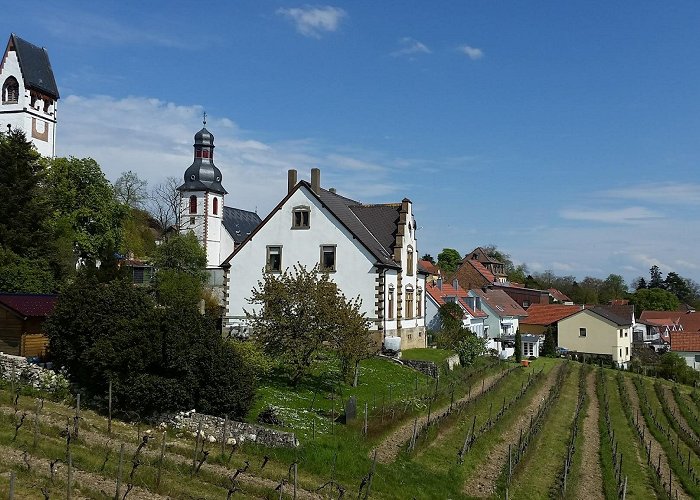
[1,48,57,157]
[226,186,380,324]
[179,190,224,268]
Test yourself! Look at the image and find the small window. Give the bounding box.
[43,99,51,113]
[416,289,422,318]
[202,149,210,159]
[579,328,587,337]
[266,246,282,272]
[626,347,629,356]
[292,206,310,229]
[405,288,414,319]
[388,287,394,320]
[212,197,218,215]
[619,329,623,338]
[624,330,628,337]
[522,300,530,308]
[619,348,622,358]
[189,216,195,225]
[195,149,202,158]
[2,77,19,104]
[189,195,197,214]
[407,246,414,276]
[320,245,336,272]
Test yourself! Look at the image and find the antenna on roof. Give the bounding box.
[203,111,207,126]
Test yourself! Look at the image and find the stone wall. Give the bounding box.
[165,410,298,448]
[0,352,67,392]
[402,359,438,378]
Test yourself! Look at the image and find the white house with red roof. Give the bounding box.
[425,278,488,337]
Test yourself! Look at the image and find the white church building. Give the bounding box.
[1,34,59,157]
[220,168,428,350]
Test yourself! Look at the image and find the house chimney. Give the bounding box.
[288,169,297,193]
[437,277,442,290]
[311,168,321,194]
[329,187,336,194]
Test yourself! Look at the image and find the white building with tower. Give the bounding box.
[1,34,59,157]
[176,124,261,282]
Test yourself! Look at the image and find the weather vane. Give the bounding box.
[203,111,207,126]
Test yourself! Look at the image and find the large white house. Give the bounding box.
[1,34,59,157]
[222,169,427,350]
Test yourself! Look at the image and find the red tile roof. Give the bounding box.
[548,288,572,303]
[641,311,700,333]
[670,331,700,352]
[0,294,57,318]
[418,259,438,275]
[426,282,487,318]
[468,260,495,283]
[521,304,581,326]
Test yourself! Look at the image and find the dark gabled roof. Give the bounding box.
[9,34,59,99]
[315,187,399,268]
[222,181,401,268]
[222,206,261,244]
[588,306,632,327]
[0,293,57,318]
[470,288,528,318]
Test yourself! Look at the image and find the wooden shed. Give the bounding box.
[0,294,57,357]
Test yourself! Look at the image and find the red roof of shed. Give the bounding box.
[0,294,57,318]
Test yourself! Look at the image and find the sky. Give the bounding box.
[5,1,700,285]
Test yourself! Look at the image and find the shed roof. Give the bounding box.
[0,293,57,318]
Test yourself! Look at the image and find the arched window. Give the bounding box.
[407,246,414,276]
[189,195,197,214]
[2,77,19,104]
[212,197,218,215]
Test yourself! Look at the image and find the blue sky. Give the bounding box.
[6,1,700,284]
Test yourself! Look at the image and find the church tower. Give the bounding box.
[177,120,227,269]
[1,34,59,157]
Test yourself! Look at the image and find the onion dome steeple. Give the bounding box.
[177,114,227,194]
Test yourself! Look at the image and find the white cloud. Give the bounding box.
[56,94,406,218]
[277,5,347,38]
[391,37,431,57]
[603,182,700,205]
[457,45,484,60]
[559,206,662,224]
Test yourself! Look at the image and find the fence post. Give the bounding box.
[193,419,203,474]
[622,475,627,500]
[74,393,81,439]
[364,402,368,436]
[108,379,112,435]
[293,462,298,500]
[222,414,229,456]
[115,443,124,500]
[9,470,15,500]
[156,431,166,491]
[33,398,40,448]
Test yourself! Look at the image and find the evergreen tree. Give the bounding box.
[649,265,664,289]
[515,329,523,362]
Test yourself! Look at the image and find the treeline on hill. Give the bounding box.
[424,247,700,311]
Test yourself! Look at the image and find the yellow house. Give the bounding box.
[557,306,632,367]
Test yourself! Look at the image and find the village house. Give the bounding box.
[425,278,488,337]
[1,34,59,157]
[467,287,528,353]
[222,169,427,350]
[0,293,57,357]
[669,331,700,371]
[557,305,632,368]
[519,303,581,336]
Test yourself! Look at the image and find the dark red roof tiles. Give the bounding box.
[0,293,57,318]
[521,304,581,326]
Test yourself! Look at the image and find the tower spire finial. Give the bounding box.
[203,111,207,126]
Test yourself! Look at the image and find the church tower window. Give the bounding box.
[2,77,19,104]
[213,197,218,215]
[189,195,197,214]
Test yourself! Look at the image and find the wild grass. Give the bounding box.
[401,347,456,363]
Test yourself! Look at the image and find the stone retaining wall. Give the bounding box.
[0,352,67,392]
[165,410,298,448]
[402,359,438,378]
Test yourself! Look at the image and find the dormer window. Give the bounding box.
[189,195,197,214]
[212,197,218,215]
[292,206,310,229]
[2,77,19,104]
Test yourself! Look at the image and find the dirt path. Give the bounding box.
[575,370,604,500]
[462,364,561,498]
[623,377,691,500]
[662,386,696,440]
[0,443,164,499]
[0,406,323,499]
[373,368,509,464]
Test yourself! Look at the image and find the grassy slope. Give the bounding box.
[401,348,456,363]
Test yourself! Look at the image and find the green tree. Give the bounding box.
[114,170,148,209]
[664,272,694,304]
[629,288,680,312]
[456,333,487,366]
[649,265,664,289]
[46,275,256,418]
[247,264,373,385]
[421,254,435,264]
[658,352,699,386]
[541,325,557,357]
[151,232,207,306]
[515,329,522,362]
[330,294,375,386]
[633,276,647,290]
[45,157,126,264]
[435,302,464,348]
[600,274,627,303]
[120,208,157,259]
[437,248,462,273]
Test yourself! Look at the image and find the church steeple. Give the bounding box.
[177,118,227,195]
